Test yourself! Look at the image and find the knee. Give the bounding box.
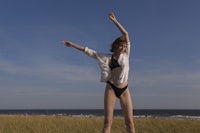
[104,118,113,128]
[103,118,113,133]
[125,118,134,129]
[126,120,135,133]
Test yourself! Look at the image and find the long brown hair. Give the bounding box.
[110,36,127,52]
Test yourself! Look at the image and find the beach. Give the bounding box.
[0,115,200,133]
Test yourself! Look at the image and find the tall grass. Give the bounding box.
[0,115,200,133]
[135,118,200,133]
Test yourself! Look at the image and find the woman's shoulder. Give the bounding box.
[118,53,129,63]
[97,53,112,59]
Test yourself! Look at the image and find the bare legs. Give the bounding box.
[102,85,135,133]
[103,84,117,133]
[120,88,135,133]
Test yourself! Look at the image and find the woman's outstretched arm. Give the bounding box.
[108,13,129,41]
[63,41,98,59]
[63,41,85,51]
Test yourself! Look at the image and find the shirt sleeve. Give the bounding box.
[83,47,98,59]
[126,40,131,57]
[84,47,112,82]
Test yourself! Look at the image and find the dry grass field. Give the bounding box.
[0,115,200,133]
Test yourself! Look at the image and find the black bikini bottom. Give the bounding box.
[107,81,128,98]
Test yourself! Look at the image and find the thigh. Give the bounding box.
[119,88,133,119]
[104,84,117,118]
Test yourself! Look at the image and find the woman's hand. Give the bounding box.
[109,13,116,21]
[63,41,73,47]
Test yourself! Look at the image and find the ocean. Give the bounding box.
[0,109,200,119]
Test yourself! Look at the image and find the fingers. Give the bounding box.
[109,12,114,16]
[108,12,116,20]
[109,13,114,18]
[63,41,72,47]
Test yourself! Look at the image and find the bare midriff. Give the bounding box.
[109,68,128,88]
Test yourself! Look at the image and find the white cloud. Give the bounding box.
[132,58,200,89]
[0,58,99,83]
[131,59,200,109]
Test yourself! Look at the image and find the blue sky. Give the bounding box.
[0,0,200,109]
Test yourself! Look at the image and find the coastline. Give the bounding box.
[1,114,200,121]
[1,109,200,120]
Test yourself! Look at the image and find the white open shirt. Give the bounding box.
[83,41,131,85]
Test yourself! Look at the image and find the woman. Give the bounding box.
[63,13,135,133]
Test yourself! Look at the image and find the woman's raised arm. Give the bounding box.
[108,13,129,41]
